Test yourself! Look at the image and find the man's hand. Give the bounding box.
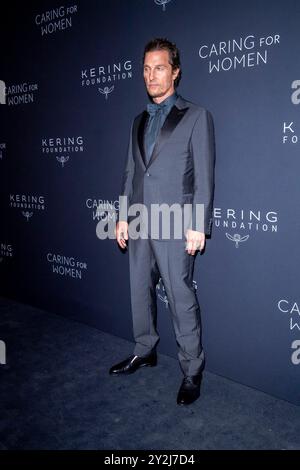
[185,229,205,255]
[115,221,129,249]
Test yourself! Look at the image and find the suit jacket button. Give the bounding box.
[146,172,150,176]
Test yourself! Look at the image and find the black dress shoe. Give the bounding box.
[177,374,202,405]
[109,351,157,375]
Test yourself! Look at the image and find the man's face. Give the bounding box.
[143,50,179,102]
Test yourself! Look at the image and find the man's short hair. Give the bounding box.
[143,37,182,88]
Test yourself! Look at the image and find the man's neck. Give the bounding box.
[153,89,176,104]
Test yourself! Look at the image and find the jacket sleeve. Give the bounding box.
[118,120,135,223]
[189,109,216,235]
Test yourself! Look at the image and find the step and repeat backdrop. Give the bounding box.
[1,0,299,405]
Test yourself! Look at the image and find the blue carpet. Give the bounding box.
[0,297,299,450]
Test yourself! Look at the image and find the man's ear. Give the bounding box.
[173,67,180,81]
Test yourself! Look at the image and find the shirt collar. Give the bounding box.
[148,91,178,109]
[158,91,178,110]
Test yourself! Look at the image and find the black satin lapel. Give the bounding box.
[137,111,148,168]
[146,105,188,168]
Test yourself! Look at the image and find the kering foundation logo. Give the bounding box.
[282,80,300,145]
[98,86,114,100]
[35,4,78,36]
[277,299,300,365]
[9,194,45,219]
[154,0,172,11]
[41,136,84,167]
[214,207,278,245]
[198,34,280,73]
[225,233,249,248]
[81,60,133,98]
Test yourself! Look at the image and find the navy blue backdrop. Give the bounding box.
[1,0,299,405]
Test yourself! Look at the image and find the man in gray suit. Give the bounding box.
[110,38,215,405]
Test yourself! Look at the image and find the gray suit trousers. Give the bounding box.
[128,237,205,376]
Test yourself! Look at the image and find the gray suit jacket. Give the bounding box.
[119,95,215,239]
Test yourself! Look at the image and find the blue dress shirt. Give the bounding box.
[144,92,178,165]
